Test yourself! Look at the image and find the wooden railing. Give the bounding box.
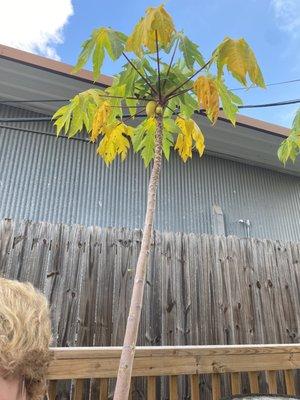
[47,344,300,399]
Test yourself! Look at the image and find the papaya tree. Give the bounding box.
[52,5,265,399]
[278,108,300,164]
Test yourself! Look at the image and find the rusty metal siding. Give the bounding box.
[1,104,300,241]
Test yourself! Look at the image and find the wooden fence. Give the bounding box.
[1,218,300,397]
[47,344,300,399]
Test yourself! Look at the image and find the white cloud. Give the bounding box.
[0,0,73,60]
[271,0,300,36]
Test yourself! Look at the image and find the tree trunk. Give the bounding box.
[113,113,164,400]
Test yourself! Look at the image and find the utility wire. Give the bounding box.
[234,98,300,109]
[0,99,69,104]
[231,78,300,91]
[0,124,91,143]
[0,98,299,123]
[0,77,299,106]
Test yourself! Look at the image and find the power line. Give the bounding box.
[0,98,299,123]
[0,119,288,141]
[232,78,300,91]
[0,99,69,104]
[0,77,300,105]
[235,98,300,109]
[0,124,91,143]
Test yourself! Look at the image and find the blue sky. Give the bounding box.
[2,0,300,127]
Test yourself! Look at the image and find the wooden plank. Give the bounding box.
[73,379,84,400]
[147,376,156,400]
[47,380,57,400]
[169,376,178,400]
[211,374,221,400]
[111,227,134,346]
[190,375,200,400]
[0,219,14,275]
[47,344,300,379]
[266,371,277,394]
[284,370,296,395]
[248,372,259,393]
[230,372,241,395]
[99,378,108,400]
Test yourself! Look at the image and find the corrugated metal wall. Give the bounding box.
[1,104,300,241]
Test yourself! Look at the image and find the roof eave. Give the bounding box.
[0,43,113,87]
[0,43,290,138]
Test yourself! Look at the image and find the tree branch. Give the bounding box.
[122,52,159,96]
[165,58,212,99]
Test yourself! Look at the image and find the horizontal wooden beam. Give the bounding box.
[47,344,300,380]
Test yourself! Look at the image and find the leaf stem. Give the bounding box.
[155,30,161,101]
[165,105,186,120]
[165,58,212,99]
[121,108,146,123]
[122,52,159,96]
[110,105,146,109]
[165,105,178,116]
[99,93,152,101]
[161,38,179,92]
[167,87,194,101]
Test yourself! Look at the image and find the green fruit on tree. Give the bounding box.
[155,105,163,115]
[146,101,157,117]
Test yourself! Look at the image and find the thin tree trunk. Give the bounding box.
[113,113,164,400]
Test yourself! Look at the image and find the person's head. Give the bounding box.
[0,277,52,399]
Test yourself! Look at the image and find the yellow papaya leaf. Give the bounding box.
[97,122,131,165]
[175,117,205,162]
[126,4,175,56]
[91,101,111,141]
[191,123,205,157]
[213,38,265,87]
[52,89,104,137]
[194,76,219,124]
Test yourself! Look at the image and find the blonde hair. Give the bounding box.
[0,277,52,399]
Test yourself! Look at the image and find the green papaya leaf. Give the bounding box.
[178,32,205,70]
[73,27,127,80]
[215,79,242,125]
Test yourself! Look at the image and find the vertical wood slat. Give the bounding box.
[284,370,296,395]
[230,372,241,395]
[73,379,84,400]
[147,376,156,400]
[266,371,277,394]
[190,375,200,400]
[212,374,221,400]
[169,376,179,400]
[99,378,108,400]
[47,380,57,400]
[248,372,259,393]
